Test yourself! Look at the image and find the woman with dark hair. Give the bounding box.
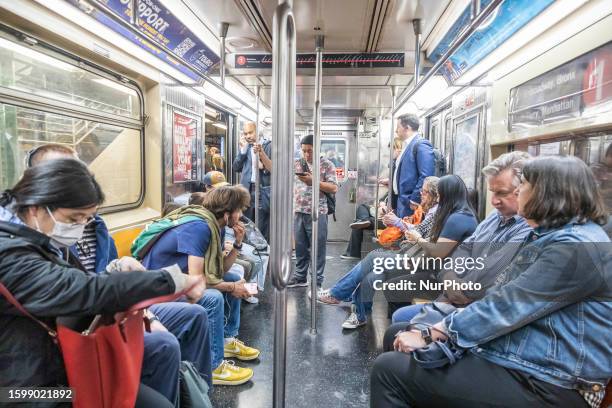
[404,174,478,259]
[371,156,611,408]
[0,159,204,407]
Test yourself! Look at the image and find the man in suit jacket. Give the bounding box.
[232,121,272,240]
[393,114,435,217]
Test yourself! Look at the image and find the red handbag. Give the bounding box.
[0,282,187,408]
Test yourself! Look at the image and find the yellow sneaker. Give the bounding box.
[223,338,261,361]
[212,360,253,385]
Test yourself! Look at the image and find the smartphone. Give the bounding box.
[295,172,307,176]
[245,282,258,295]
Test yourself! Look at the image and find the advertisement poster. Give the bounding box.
[172,112,197,183]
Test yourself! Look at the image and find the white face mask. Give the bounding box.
[44,207,86,248]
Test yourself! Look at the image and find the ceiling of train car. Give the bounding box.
[182,0,453,122]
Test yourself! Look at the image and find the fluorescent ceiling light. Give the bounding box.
[213,122,227,130]
[204,106,218,116]
[0,37,76,72]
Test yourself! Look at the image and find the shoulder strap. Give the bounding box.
[0,282,57,339]
[412,137,422,169]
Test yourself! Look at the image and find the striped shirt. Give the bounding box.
[442,210,532,299]
[76,223,97,274]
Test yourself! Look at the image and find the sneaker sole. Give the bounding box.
[340,256,360,260]
[224,351,261,361]
[287,282,308,288]
[212,371,254,386]
[342,322,367,329]
[317,298,341,306]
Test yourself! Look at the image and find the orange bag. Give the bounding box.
[406,205,424,225]
[378,226,403,245]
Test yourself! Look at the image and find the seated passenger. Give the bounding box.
[370,155,611,408]
[137,186,260,385]
[316,175,451,330]
[389,151,533,325]
[26,144,213,403]
[0,159,204,408]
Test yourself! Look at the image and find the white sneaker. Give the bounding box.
[342,306,367,329]
[244,296,259,304]
[340,254,360,260]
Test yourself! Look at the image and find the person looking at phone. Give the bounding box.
[287,134,339,288]
[232,121,273,240]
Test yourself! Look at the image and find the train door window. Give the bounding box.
[321,139,346,182]
[538,141,562,156]
[0,36,144,211]
[444,116,452,162]
[429,119,439,150]
[452,114,479,189]
[574,134,612,213]
[204,105,228,175]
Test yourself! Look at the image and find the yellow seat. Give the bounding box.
[111,226,144,258]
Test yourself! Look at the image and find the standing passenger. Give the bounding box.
[288,134,339,288]
[393,114,435,217]
[232,121,273,241]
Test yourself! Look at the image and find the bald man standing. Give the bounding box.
[232,121,272,240]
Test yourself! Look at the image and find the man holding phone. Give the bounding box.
[232,121,273,240]
[288,134,339,288]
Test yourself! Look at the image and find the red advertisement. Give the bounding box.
[172,112,197,183]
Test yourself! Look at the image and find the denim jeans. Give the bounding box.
[221,270,242,339]
[149,303,212,388]
[330,248,392,321]
[294,212,328,285]
[196,289,224,369]
[142,331,180,405]
[391,303,426,324]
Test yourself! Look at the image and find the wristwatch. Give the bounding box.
[420,327,433,345]
[233,242,243,250]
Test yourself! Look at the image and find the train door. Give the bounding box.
[450,88,489,215]
[321,130,356,241]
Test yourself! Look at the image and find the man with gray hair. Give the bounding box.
[388,150,535,323]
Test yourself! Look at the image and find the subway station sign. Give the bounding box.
[234,53,405,69]
[65,0,220,80]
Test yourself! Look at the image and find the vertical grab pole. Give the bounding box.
[271,2,295,408]
[218,22,229,87]
[310,34,324,334]
[387,86,397,211]
[374,115,383,238]
[255,85,261,228]
[413,19,421,89]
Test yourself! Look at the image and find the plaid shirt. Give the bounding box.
[294,157,338,214]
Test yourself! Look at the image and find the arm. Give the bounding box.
[0,250,185,317]
[232,143,249,172]
[442,241,605,348]
[416,236,459,259]
[408,142,435,205]
[257,142,272,172]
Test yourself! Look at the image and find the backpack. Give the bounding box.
[240,216,268,251]
[130,215,203,260]
[413,138,447,177]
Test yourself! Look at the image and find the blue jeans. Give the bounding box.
[294,212,328,285]
[391,303,426,324]
[149,303,212,388]
[222,270,242,339]
[142,331,180,405]
[196,289,224,369]
[330,248,393,321]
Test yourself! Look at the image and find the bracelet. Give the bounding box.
[233,242,243,250]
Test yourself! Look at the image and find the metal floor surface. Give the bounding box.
[210,242,390,408]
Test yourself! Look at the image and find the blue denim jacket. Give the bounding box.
[443,220,612,393]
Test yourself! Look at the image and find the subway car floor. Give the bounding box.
[210,242,389,408]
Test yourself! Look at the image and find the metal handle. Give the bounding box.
[270,1,296,290]
[387,86,397,211]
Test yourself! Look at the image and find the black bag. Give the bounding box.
[178,361,213,408]
[413,138,447,177]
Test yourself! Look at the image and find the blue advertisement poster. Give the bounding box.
[65,0,219,79]
[429,0,554,82]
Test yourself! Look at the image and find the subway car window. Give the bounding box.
[204,106,228,175]
[320,139,346,170]
[0,103,142,207]
[0,37,140,120]
[452,114,478,189]
[576,134,612,213]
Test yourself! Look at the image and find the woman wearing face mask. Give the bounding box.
[0,158,204,407]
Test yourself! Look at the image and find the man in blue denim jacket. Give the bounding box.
[371,156,611,408]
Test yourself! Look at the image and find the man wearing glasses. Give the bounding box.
[232,121,272,241]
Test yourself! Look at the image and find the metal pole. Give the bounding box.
[387,86,396,211]
[413,19,421,88]
[471,0,481,20]
[374,115,383,238]
[255,85,261,228]
[218,22,229,87]
[271,1,295,407]
[310,34,324,334]
[394,0,503,113]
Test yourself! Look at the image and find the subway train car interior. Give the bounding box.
[0,0,611,407]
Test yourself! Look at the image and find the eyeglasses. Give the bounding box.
[47,208,95,227]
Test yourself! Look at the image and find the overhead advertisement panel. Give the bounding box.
[65,0,220,80]
[508,41,612,132]
[429,0,554,83]
[234,53,405,69]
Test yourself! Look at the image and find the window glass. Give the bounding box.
[205,107,227,175]
[575,134,612,214]
[430,122,439,149]
[444,117,452,160]
[321,139,346,169]
[0,103,142,207]
[0,38,140,119]
[453,115,479,189]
